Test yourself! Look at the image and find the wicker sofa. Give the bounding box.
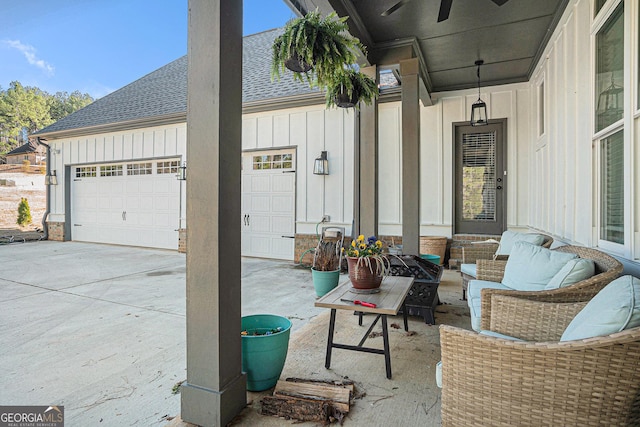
[460,232,553,299]
[440,287,640,426]
[475,245,622,331]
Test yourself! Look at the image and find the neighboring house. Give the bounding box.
[5,141,46,165]
[33,0,640,270]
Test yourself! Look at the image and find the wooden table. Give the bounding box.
[314,276,414,379]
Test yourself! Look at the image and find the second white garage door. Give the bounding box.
[71,160,181,250]
[241,149,296,260]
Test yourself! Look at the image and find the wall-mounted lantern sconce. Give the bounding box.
[470,60,488,126]
[45,170,58,185]
[313,151,329,175]
[177,162,187,181]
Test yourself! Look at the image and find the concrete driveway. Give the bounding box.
[0,241,326,425]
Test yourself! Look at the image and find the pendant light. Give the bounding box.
[470,60,488,126]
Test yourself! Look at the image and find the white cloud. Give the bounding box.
[3,39,54,75]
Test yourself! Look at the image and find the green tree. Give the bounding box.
[48,90,93,122]
[17,197,32,226]
[0,81,52,153]
[0,82,94,155]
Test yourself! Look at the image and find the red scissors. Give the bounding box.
[340,298,377,308]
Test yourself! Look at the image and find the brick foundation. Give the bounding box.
[178,228,187,253]
[47,222,65,241]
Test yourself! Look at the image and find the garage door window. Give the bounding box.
[76,166,97,178]
[157,161,179,174]
[127,162,152,175]
[252,154,293,170]
[100,165,123,177]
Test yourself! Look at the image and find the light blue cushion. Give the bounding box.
[479,330,524,341]
[461,263,477,278]
[495,230,546,256]
[435,361,442,388]
[561,275,640,341]
[502,242,578,291]
[545,258,595,290]
[467,280,511,331]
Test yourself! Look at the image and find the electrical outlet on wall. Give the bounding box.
[322,215,330,222]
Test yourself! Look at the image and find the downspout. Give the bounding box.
[36,137,50,240]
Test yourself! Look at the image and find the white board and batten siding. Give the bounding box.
[242,105,356,259]
[48,124,187,250]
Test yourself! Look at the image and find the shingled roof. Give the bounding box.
[6,140,40,156]
[34,29,320,137]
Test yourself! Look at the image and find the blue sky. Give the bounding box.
[0,0,296,99]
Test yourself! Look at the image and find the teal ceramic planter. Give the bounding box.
[311,268,341,297]
[241,314,292,391]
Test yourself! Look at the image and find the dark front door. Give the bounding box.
[454,119,506,235]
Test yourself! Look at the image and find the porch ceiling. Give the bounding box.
[288,0,570,93]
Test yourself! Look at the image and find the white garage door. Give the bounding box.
[241,150,296,260]
[71,160,181,250]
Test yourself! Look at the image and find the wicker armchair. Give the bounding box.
[476,245,623,331]
[440,294,640,426]
[460,233,553,299]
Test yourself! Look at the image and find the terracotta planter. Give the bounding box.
[347,256,383,290]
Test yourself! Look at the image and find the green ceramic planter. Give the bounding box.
[311,268,341,297]
[241,314,292,391]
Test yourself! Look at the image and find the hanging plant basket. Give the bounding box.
[334,88,359,108]
[284,53,312,73]
[326,68,379,109]
[271,10,364,85]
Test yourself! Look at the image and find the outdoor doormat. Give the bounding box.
[260,377,360,424]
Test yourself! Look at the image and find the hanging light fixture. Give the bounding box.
[470,60,488,126]
[597,73,623,117]
[313,151,329,175]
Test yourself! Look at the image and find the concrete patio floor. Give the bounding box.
[0,241,471,426]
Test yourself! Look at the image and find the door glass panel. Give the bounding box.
[461,131,496,221]
[600,130,624,244]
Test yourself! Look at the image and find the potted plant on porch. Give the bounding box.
[311,240,342,297]
[271,10,364,85]
[345,235,390,290]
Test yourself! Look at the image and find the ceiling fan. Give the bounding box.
[381,0,511,22]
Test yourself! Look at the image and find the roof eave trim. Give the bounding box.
[32,112,187,140]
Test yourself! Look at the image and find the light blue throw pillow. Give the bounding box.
[545,258,595,290]
[501,242,577,291]
[561,275,640,341]
[495,230,546,256]
[460,263,477,277]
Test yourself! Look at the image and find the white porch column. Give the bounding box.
[181,1,246,426]
[400,58,421,255]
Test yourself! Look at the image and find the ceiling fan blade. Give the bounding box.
[381,0,410,17]
[437,0,453,22]
[490,0,509,5]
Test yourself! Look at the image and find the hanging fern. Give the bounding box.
[325,68,379,108]
[271,10,365,86]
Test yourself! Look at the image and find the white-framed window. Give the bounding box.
[252,154,293,170]
[599,130,624,245]
[537,80,545,137]
[593,1,627,253]
[595,3,624,133]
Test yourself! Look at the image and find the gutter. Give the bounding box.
[36,137,50,240]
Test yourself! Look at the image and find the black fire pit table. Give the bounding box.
[385,254,444,324]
